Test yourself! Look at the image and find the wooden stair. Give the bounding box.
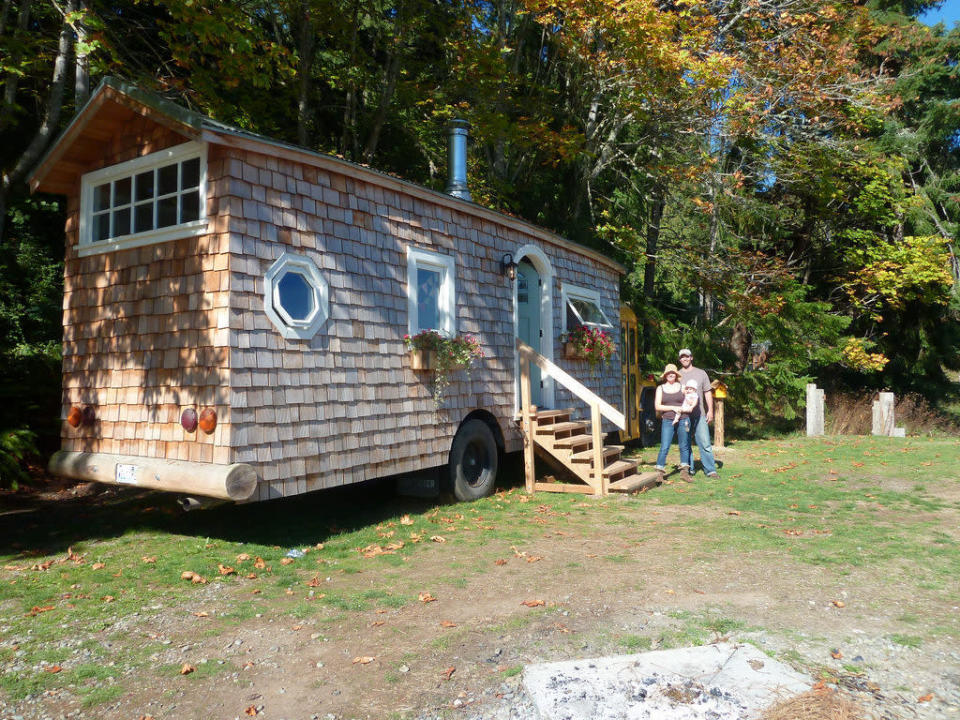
[516,337,660,497]
[525,407,660,495]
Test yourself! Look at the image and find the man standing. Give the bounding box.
[678,348,720,479]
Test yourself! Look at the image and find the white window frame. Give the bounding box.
[561,283,614,335]
[263,252,329,340]
[406,246,456,336]
[78,141,208,257]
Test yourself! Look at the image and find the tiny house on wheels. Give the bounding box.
[29,78,654,505]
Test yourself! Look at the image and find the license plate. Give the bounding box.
[115,463,138,485]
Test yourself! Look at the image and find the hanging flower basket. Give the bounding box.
[404,330,484,407]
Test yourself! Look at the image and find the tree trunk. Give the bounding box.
[339,0,360,159]
[641,186,665,355]
[0,0,74,242]
[361,49,400,163]
[75,0,90,107]
[1,0,33,130]
[295,2,315,147]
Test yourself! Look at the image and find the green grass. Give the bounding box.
[1,436,958,704]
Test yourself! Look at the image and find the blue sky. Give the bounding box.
[919,0,960,27]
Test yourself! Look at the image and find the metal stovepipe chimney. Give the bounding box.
[444,119,471,201]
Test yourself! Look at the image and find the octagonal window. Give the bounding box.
[277,272,315,322]
[264,252,329,340]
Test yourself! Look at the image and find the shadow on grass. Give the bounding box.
[0,452,528,558]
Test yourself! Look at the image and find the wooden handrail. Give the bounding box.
[516,338,625,430]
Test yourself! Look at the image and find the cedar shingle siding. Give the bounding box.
[48,90,622,502]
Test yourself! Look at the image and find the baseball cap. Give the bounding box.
[678,348,692,358]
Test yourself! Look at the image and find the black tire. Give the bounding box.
[448,419,499,501]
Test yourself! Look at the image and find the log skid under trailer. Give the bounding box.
[48,451,258,502]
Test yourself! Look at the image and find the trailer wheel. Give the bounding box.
[449,419,498,501]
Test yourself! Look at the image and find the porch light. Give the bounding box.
[501,253,517,280]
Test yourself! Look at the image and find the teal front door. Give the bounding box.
[516,259,542,407]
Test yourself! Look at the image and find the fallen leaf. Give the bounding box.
[384,541,404,551]
[191,611,209,618]
[26,605,55,617]
[285,589,294,596]
[442,666,456,680]
[830,649,843,659]
[141,556,156,564]
[352,656,375,665]
[280,558,295,566]
[139,715,155,720]
[521,599,545,607]
[254,557,266,569]
[44,665,62,673]
[67,547,85,564]
[236,553,251,562]
[727,510,741,516]
[179,663,195,675]
[400,514,413,525]
[31,560,54,571]
[419,592,437,603]
[91,562,106,570]
[440,620,457,628]
[315,543,324,550]
[525,555,542,563]
[494,559,507,566]
[370,620,385,627]
[430,535,446,543]
[832,600,845,608]
[306,575,321,587]
[291,625,302,631]
[245,705,259,716]
[102,595,115,603]
[218,564,236,576]
[246,573,258,579]
[917,693,934,703]
[251,589,261,594]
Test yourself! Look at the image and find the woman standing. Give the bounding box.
[654,363,693,482]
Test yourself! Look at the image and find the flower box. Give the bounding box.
[564,341,586,360]
[409,349,436,371]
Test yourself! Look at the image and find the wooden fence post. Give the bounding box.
[806,383,825,436]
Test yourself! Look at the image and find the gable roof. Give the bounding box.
[29,77,625,274]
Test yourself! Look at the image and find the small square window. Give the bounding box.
[157,163,179,196]
[407,247,456,337]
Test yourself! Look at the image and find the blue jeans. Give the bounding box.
[682,415,717,475]
[656,415,691,470]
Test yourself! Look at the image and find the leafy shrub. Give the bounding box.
[0,428,38,490]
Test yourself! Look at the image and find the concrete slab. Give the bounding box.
[522,642,811,720]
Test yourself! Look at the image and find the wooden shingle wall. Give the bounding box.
[218,147,622,501]
[60,125,233,464]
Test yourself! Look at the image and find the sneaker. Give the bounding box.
[707,472,720,479]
